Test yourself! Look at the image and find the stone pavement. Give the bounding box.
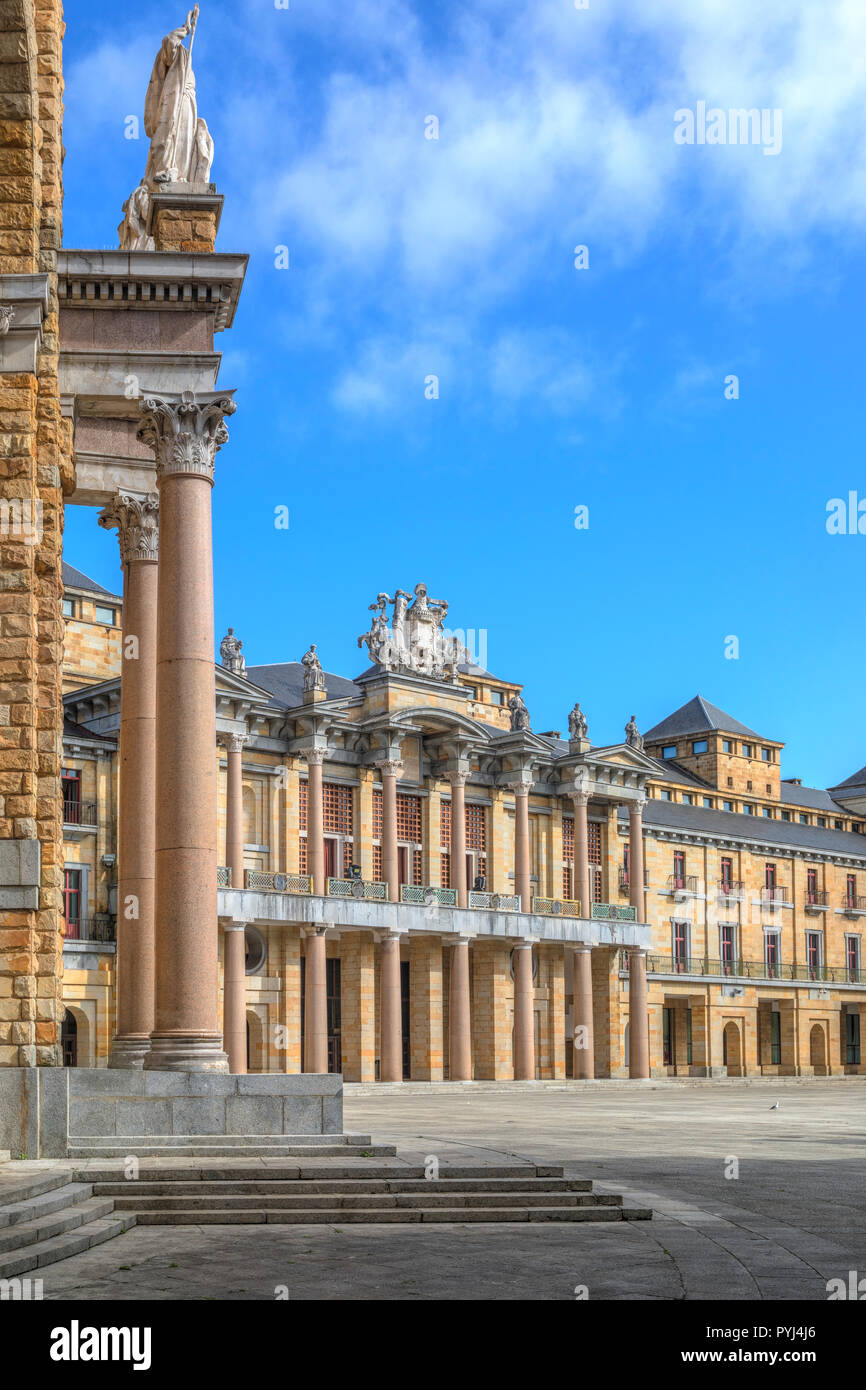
[10,1079,865,1300]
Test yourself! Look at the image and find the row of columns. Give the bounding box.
[102,389,237,1072]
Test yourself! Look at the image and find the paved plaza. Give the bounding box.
[18,1078,865,1301]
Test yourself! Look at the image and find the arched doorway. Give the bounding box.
[61,1009,77,1067]
[722,1021,743,1076]
[809,1023,828,1075]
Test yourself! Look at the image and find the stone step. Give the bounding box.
[0,1169,78,1216]
[134,1205,648,1226]
[108,1190,622,1212]
[89,1176,591,1197]
[69,1133,376,1149]
[74,1162,559,1182]
[67,1143,397,1159]
[0,1195,116,1256]
[0,1214,136,1281]
[0,1181,97,1229]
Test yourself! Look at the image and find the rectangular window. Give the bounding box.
[765,863,776,890]
[682,793,693,805]
[807,868,818,904]
[686,1008,693,1065]
[61,767,81,824]
[692,740,708,754]
[770,1010,782,1065]
[806,931,822,979]
[662,1008,674,1066]
[723,800,733,812]
[765,931,780,978]
[94,604,116,625]
[835,819,844,830]
[781,810,791,821]
[673,851,685,889]
[761,747,772,762]
[720,923,736,974]
[662,745,677,759]
[846,1011,861,1065]
[702,796,713,808]
[62,597,75,618]
[798,813,808,825]
[847,936,861,982]
[63,868,82,935]
[673,920,689,973]
[743,804,754,815]
[489,689,504,706]
[847,874,857,909]
[660,789,672,801]
[762,807,773,818]
[720,856,733,890]
[817,816,826,827]
[722,739,733,753]
[741,743,752,758]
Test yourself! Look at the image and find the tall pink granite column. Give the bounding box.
[138,389,236,1072]
[572,788,591,915]
[378,759,402,901]
[304,927,328,1072]
[572,945,594,1079]
[98,492,159,1069]
[513,940,535,1079]
[510,778,532,910]
[380,932,403,1081]
[305,749,326,895]
[629,948,650,1078]
[449,937,472,1080]
[449,771,467,906]
[629,797,647,919]
[222,732,248,1074]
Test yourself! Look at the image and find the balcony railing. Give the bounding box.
[717,879,745,899]
[400,885,458,907]
[667,874,698,897]
[62,798,97,828]
[217,865,231,887]
[327,877,387,901]
[532,896,581,918]
[591,902,637,922]
[759,886,791,907]
[841,895,866,914]
[245,871,312,894]
[468,891,520,911]
[618,868,649,892]
[64,916,116,943]
[647,953,864,984]
[805,890,829,911]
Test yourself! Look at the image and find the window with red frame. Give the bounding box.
[720,923,736,974]
[847,936,861,981]
[807,867,818,904]
[62,768,81,824]
[720,856,732,891]
[673,851,685,890]
[63,867,81,936]
[765,931,780,977]
[765,862,776,890]
[673,920,689,972]
[847,873,857,908]
[806,931,822,979]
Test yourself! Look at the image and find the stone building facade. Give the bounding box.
[59,574,866,1081]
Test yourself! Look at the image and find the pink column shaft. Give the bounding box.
[572,793,590,915]
[513,942,535,1079]
[307,756,325,895]
[449,940,471,1080]
[380,935,403,1081]
[109,556,157,1067]
[572,946,594,1079]
[450,776,467,906]
[514,788,531,910]
[147,470,225,1070]
[629,949,650,1078]
[304,929,328,1072]
[629,801,646,919]
[223,925,247,1074]
[382,770,399,902]
[226,742,245,887]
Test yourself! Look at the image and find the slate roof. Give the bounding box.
[830,764,866,792]
[780,781,843,812]
[642,797,866,858]
[63,716,115,744]
[245,663,361,710]
[62,561,121,601]
[643,695,770,744]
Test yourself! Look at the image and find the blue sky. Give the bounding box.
[62,0,866,789]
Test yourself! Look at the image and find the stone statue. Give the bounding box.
[356,582,467,683]
[625,714,643,750]
[142,7,211,187]
[0,305,15,336]
[220,627,245,676]
[509,693,531,732]
[118,184,155,251]
[301,643,325,692]
[568,702,587,741]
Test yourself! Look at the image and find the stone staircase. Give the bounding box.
[66,1133,396,1159]
[79,1158,653,1225]
[0,1165,135,1280]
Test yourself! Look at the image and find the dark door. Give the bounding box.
[401,960,411,1078]
[61,1010,77,1067]
[327,957,341,1072]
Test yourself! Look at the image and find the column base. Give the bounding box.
[107,1036,152,1070]
[143,1033,229,1072]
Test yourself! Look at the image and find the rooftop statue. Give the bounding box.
[357,582,466,683]
[568,702,588,741]
[302,643,326,692]
[219,627,245,676]
[625,714,643,750]
[119,6,214,250]
[509,693,531,732]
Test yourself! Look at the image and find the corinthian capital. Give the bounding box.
[137,389,237,485]
[221,732,249,755]
[375,759,403,779]
[98,491,159,563]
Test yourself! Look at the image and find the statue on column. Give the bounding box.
[509,693,531,732]
[220,627,246,676]
[625,714,643,750]
[301,643,326,692]
[568,702,588,742]
[117,184,155,252]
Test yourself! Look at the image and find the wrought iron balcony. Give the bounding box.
[667,874,699,899]
[244,870,312,894]
[63,916,116,944]
[647,953,864,984]
[62,798,97,830]
[717,878,745,902]
[618,868,649,893]
[805,890,829,912]
[532,896,581,918]
[758,886,791,908]
[841,895,866,916]
[400,884,457,907]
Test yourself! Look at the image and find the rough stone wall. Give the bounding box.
[0,0,68,1066]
